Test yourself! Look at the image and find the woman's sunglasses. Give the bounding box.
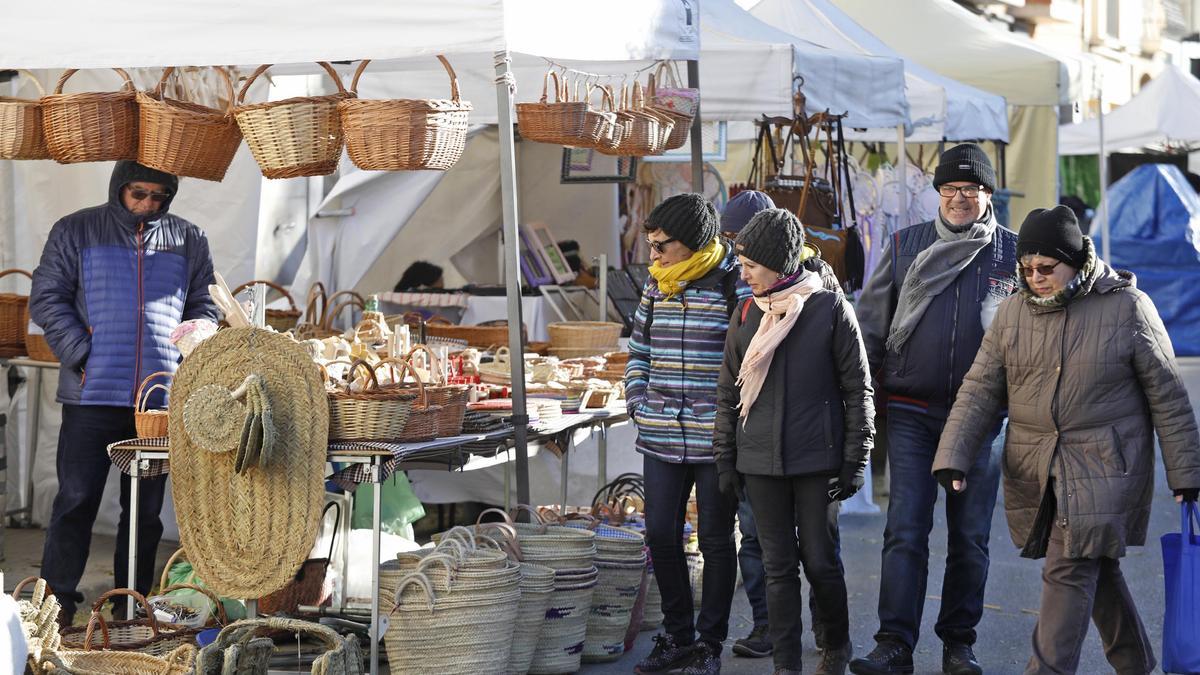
[126,187,172,203]
[1019,260,1062,277]
[646,237,678,254]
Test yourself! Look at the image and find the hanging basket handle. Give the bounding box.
[152,66,237,115]
[0,269,33,289]
[237,61,346,105]
[14,71,45,98]
[53,68,134,95]
[135,371,173,413]
[350,55,461,103]
[233,280,299,312]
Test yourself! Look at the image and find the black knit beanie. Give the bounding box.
[933,143,996,193]
[734,208,805,276]
[646,193,720,251]
[1017,205,1087,268]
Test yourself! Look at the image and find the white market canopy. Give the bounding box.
[1060,66,1200,155]
[744,0,1008,142]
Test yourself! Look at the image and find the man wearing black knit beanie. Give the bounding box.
[851,144,1018,675]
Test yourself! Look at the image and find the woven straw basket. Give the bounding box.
[516,71,594,147]
[0,268,32,358]
[0,70,50,160]
[40,68,138,164]
[32,643,196,675]
[326,359,416,442]
[135,371,171,439]
[340,55,472,171]
[137,66,242,181]
[234,62,352,179]
[548,321,622,353]
[59,589,191,656]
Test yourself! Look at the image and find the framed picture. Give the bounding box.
[528,222,576,284]
[560,147,638,183]
[518,225,554,287]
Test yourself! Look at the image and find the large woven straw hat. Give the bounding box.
[169,328,329,598]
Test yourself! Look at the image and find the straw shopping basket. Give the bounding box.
[40,68,138,164]
[136,66,242,181]
[234,62,352,179]
[31,644,196,675]
[232,279,302,332]
[135,371,172,439]
[326,359,416,442]
[0,268,32,357]
[58,589,191,656]
[0,69,50,160]
[340,55,472,171]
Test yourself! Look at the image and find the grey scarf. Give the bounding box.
[886,207,998,352]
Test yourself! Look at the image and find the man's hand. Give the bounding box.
[935,469,967,493]
[718,470,745,503]
[1174,488,1198,503]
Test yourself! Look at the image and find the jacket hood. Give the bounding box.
[107,161,180,225]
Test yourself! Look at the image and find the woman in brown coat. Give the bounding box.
[932,206,1200,675]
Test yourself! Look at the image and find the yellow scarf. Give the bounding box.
[649,237,726,298]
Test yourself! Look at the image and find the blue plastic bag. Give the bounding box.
[1162,501,1200,674]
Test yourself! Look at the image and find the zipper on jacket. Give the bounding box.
[948,276,961,403]
[1050,308,1070,549]
[132,222,146,404]
[679,293,687,461]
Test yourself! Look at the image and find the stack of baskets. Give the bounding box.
[325,359,417,442]
[0,269,32,358]
[548,321,622,359]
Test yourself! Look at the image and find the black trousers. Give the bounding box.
[746,473,850,670]
[41,404,167,616]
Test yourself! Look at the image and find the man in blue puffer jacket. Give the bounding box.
[30,160,217,625]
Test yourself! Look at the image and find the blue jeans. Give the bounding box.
[875,408,1002,649]
[737,497,769,628]
[644,455,737,648]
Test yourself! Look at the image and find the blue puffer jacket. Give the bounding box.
[30,162,218,408]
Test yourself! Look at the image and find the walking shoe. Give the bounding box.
[679,640,722,675]
[635,634,696,673]
[815,642,854,675]
[942,642,982,675]
[732,624,773,658]
[848,639,914,675]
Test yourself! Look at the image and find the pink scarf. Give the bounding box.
[736,270,824,423]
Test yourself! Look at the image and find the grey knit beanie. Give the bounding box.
[734,209,805,275]
[646,193,720,251]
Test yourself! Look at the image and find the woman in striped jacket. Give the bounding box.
[626,193,745,675]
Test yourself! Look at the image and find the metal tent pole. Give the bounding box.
[1097,80,1110,263]
[495,50,531,507]
[689,1,704,192]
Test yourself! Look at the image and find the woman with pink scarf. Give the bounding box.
[713,209,875,675]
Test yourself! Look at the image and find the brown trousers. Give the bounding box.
[1024,513,1157,674]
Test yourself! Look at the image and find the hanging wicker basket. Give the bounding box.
[0,269,32,358]
[516,70,592,147]
[0,69,50,160]
[135,371,172,439]
[340,55,472,172]
[40,68,138,164]
[234,62,351,179]
[232,280,301,332]
[137,66,243,181]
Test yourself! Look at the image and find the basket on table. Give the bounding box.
[58,589,192,656]
[326,359,416,442]
[232,280,302,332]
[40,68,138,164]
[135,371,172,439]
[0,268,32,358]
[339,55,472,171]
[234,62,352,179]
[547,320,622,356]
[403,345,470,436]
[1,69,50,160]
[136,66,242,181]
[516,70,596,147]
[424,317,519,348]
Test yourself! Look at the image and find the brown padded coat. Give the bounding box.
[933,244,1200,560]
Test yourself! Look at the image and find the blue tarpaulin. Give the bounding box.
[1093,164,1200,355]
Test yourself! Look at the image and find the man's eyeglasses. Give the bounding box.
[937,184,983,199]
[646,237,678,254]
[126,188,172,203]
[1020,260,1062,278]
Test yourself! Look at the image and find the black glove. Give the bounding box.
[718,469,745,503]
[935,469,966,493]
[1175,488,1199,502]
[831,463,865,501]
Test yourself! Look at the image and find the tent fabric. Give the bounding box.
[1005,105,1060,227]
[830,0,1085,107]
[1059,66,1200,155]
[744,0,1009,142]
[1092,164,1200,356]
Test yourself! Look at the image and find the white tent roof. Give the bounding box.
[831,0,1089,107]
[743,0,1008,142]
[1059,66,1200,155]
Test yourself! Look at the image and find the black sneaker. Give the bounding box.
[732,624,773,658]
[679,640,722,675]
[635,634,697,674]
[815,642,853,675]
[848,639,913,675]
[942,642,982,675]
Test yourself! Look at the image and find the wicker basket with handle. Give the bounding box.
[327,359,416,442]
[32,643,196,675]
[0,69,50,160]
[135,371,172,439]
[0,268,32,358]
[398,346,470,436]
[40,68,138,164]
[340,55,473,171]
[136,66,243,181]
[59,589,191,656]
[232,280,301,333]
[516,70,593,147]
[234,62,352,179]
[387,359,442,442]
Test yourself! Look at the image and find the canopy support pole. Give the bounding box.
[495,50,531,507]
[897,125,909,228]
[688,58,704,191]
[1097,79,1110,263]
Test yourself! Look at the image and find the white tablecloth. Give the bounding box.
[459,296,552,342]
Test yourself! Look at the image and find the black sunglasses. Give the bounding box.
[1020,261,1062,278]
[126,187,172,203]
[646,237,679,254]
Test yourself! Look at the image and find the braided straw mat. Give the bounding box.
[169,328,329,599]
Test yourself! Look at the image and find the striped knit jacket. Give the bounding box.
[625,240,747,464]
